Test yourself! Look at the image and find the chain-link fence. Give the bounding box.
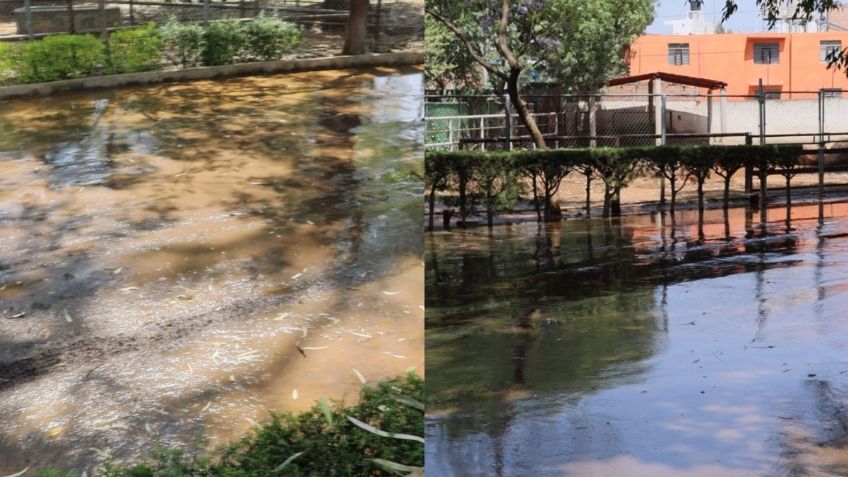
[425,90,848,213]
[0,0,422,84]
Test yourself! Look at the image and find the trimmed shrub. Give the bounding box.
[9,34,105,83]
[201,20,245,66]
[108,23,163,74]
[161,17,205,68]
[0,42,12,84]
[243,14,302,61]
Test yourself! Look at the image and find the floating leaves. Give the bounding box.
[119,286,139,292]
[10,312,25,319]
[382,352,406,359]
[382,291,401,296]
[176,294,193,301]
[3,467,29,477]
[353,368,367,384]
[346,416,424,444]
[393,396,424,412]
[318,397,333,427]
[62,309,73,323]
[113,267,123,275]
[273,451,305,472]
[292,389,299,400]
[371,459,424,476]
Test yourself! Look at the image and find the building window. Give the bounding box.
[753,42,779,64]
[821,40,842,63]
[763,89,782,100]
[668,43,689,65]
[822,88,843,98]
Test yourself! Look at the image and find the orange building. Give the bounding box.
[627,32,848,96]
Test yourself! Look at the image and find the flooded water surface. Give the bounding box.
[427,204,848,477]
[0,67,423,472]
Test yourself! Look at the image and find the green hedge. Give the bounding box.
[426,144,804,226]
[108,23,163,74]
[0,17,301,85]
[7,34,106,83]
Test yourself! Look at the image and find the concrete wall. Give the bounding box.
[0,51,424,100]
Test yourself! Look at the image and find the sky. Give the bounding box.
[646,0,766,34]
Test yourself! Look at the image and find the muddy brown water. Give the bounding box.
[427,202,848,477]
[0,67,423,473]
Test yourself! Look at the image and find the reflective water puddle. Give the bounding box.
[0,67,423,473]
[427,203,848,477]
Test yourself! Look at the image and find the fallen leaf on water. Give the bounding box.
[63,310,73,323]
[47,427,63,437]
[382,291,401,296]
[113,267,122,275]
[346,416,424,444]
[274,451,306,472]
[201,402,211,412]
[350,331,372,339]
[119,286,139,292]
[3,466,29,477]
[318,397,333,426]
[89,447,110,458]
[418,305,425,311]
[382,352,406,359]
[353,368,367,384]
[301,346,329,350]
[306,220,315,225]
[291,273,303,280]
[176,295,193,301]
[10,312,25,318]
[292,389,299,400]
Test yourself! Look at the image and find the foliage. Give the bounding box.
[108,23,164,74]
[161,17,205,68]
[242,14,301,61]
[9,34,106,83]
[0,42,12,84]
[38,374,423,477]
[426,144,804,222]
[424,14,481,93]
[425,0,654,92]
[201,20,246,66]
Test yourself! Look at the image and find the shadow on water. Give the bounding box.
[426,201,848,477]
[0,67,424,472]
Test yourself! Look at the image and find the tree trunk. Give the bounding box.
[506,68,546,149]
[531,173,542,223]
[584,171,592,218]
[543,176,561,223]
[428,183,437,232]
[342,0,368,55]
[669,175,677,216]
[458,173,468,228]
[611,185,622,217]
[697,180,705,217]
[723,175,731,210]
[602,182,611,218]
[785,175,791,209]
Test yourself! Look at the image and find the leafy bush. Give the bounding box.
[242,14,301,61]
[0,42,12,84]
[9,34,106,83]
[201,20,245,66]
[108,23,163,74]
[160,17,205,68]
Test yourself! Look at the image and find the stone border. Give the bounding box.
[0,51,423,99]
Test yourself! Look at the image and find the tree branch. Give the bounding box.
[425,8,509,81]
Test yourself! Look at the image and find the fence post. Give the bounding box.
[23,0,33,39]
[744,134,753,194]
[204,0,210,25]
[448,117,454,152]
[758,78,766,145]
[706,90,713,144]
[504,94,513,151]
[660,93,667,146]
[129,0,135,25]
[254,0,259,16]
[374,0,383,47]
[818,89,825,224]
[588,95,597,148]
[67,0,75,34]
[480,116,485,152]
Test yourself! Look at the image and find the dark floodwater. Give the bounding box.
[426,203,848,477]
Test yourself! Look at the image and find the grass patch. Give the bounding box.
[34,373,423,477]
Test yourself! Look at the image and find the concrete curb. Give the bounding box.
[0,51,423,99]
